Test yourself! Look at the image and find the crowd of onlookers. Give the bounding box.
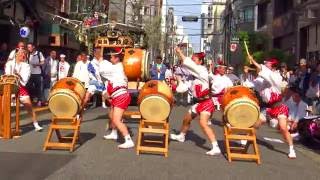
[0,41,95,107]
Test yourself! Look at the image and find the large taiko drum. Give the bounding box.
[48,77,86,117]
[221,86,260,128]
[0,75,19,94]
[138,80,173,121]
[122,48,150,81]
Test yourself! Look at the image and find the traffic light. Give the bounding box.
[182,16,198,22]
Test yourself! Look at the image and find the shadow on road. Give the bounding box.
[20,119,51,135]
[257,138,287,155]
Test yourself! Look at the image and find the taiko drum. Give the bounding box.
[122,48,150,81]
[138,80,173,121]
[48,77,86,117]
[221,86,260,128]
[0,75,19,94]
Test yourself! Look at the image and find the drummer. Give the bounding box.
[83,48,108,109]
[209,62,233,110]
[4,49,43,131]
[101,47,134,149]
[171,47,221,156]
[249,56,297,158]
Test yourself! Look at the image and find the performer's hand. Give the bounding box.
[248,55,254,64]
[175,46,182,54]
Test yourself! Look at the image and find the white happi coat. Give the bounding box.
[72,60,90,88]
[183,57,210,99]
[5,60,30,86]
[100,61,128,98]
[209,73,233,96]
[254,64,283,104]
[88,58,103,83]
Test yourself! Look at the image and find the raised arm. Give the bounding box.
[248,55,261,72]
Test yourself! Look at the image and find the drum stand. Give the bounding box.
[136,119,169,157]
[43,114,82,152]
[224,124,261,164]
[0,83,20,139]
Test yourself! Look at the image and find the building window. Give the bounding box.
[208,23,212,29]
[257,2,268,28]
[274,0,293,18]
[239,7,254,23]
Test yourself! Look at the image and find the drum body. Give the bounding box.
[122,48,150,81]
[221,86,260,128]
[48,77,86,117]
[0,75,19,94]
[138,80,173,121]
[298,117,320,144]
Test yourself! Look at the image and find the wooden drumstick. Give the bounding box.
[243,40,252,64]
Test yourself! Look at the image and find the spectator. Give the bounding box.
[150,56,167,80]
[73,52,90,88]
[26,43,45,106]
[84,48,108,109]
[285,87,308,135]
[297,58,311,96]
[7,41,25,61]
[240,66,255,88]
[57,54,70,80]
[174,63,194,105]
[0,42,9,75]
[280,62,290,82]
[42,50,58,105]
[226,66,240,85]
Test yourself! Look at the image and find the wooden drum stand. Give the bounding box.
[0,81,20,139]
[43,113,82,152]
[224,123,261,164]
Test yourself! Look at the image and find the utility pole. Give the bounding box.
[123,0,127,24]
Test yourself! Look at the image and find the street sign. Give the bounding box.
[231,37,239,43]
[182,16,198,22]
[230,43,237,52]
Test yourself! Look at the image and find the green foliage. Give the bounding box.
[143,16,162,50]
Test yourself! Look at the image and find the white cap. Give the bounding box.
[60,54,66,58]
[300,58,306,65]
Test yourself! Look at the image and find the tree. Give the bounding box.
[143,16,163,57]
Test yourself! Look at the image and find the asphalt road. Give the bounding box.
[1,106,320,180]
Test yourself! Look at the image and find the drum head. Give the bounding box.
[140,95,170,121]
[225,98,259,128]
[48,92,80,117]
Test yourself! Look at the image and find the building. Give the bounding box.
[255,0,320,65]
[296,0,320,65]
[223,0,255,68]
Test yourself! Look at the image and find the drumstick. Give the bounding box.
[243,40,252,64]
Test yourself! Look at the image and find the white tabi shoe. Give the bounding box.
[206,146,221,156]
[103,133,118,140]
[35,126,43,132]
[170,133,185,142]
[118,140,134,149]
[288,149,297,159]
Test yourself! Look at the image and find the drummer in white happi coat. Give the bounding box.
[101,48,134,149]
[249,56,296,159]
[209,62,233,110]
[83,48,108,108]
[171,48,221,156]
[4,49,43,131]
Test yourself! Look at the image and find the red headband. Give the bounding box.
[264,58,279,66]
[192,52,205,60]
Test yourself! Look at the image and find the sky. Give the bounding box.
[167,0,202,52]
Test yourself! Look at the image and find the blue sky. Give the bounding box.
[168,0,202,51]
